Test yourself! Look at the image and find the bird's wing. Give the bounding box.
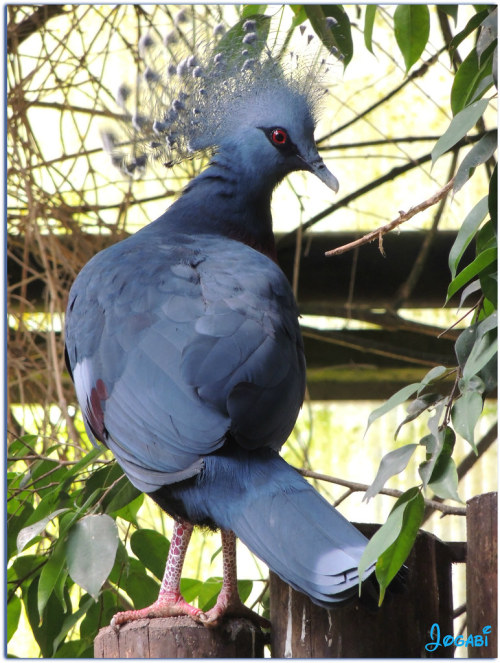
[65,233,305,492]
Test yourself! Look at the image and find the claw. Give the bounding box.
[201,592,270,629]
[110,595,203,629]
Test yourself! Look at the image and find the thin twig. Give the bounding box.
[297,467,466,516]
[391,151,459,310]
[325,178,455,257]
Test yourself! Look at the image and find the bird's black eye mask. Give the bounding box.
[260,126,299,157]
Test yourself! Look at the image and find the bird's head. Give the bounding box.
[104,11,339,194]
[214,83,339,194]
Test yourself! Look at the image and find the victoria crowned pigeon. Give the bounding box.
[65,12,373,628]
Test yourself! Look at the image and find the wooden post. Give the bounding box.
[270,525,455,657]
[94,616,266,658]
[466,492,497,658]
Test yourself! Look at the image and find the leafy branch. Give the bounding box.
[353,4,497,605]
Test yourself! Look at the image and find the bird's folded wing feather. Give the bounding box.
[65,233,305,491]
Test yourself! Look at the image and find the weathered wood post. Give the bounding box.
[270,525,457,657]
[94,616,266,658]
[466,491,497,658]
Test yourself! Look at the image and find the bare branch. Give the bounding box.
[325,178,455,258]
[297,467,466,516]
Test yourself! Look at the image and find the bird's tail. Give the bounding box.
[201,447,373,607]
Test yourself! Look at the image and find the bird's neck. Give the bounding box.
[164,153,278,261]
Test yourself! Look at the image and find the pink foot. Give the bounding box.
[110,592,203,629]
[201,589,270,629]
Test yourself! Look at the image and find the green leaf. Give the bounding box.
[26,577,67,657]
[60,446,104,491]
[216,14,271,66]
[448,196,489,279]
[80,590,121,641]
[197,577,223,611]
[237,579,253,604]
[37,539,68,617]
[7,502,34,559]
[17,508,70,553]
[459,279,482,307]
[242,5,267,19]
[446,247,497,301]
[419,426,455,488]
[452,391,483,449]
[488,162,497,227]
[112,493,144,525]
[477,217,497,253]
[364,444,418,501]
[358,487,421,590]
[180,578,203,604]
[304,5,353,67]
[449,9,489,53]
[288,5,307,29]
[103,474,141,514]
[12,553,40,582]
[451,48,485,114]
[455,314,498,393]
[52,639,88,658]
[7,593,22,642]
[456,325,476,369]
[375,489,424,604]
[393,5,430,73]
[211,545,222,564]
[366,382,421,433]
[477,8,498,60]
[418,433,440,487]
[428,456,462,502]
[66,514,119,599]
[395,393,442,438]
[463,328,498,381]
[453,131,497,193]
[364,5,377,54]
[23,488,70,530]
[417,365,448,394]
[51,594,95,655]
[8,434,38,458]
[130,529,170,581]
[120,566,160,609]
[431,99,490,164]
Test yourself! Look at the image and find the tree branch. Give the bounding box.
[391,150,459,309]
[325,178,455,258]
[277,132,485,251]
[7,5,67,53]
[318,48,446,143]
[296,467,466,516]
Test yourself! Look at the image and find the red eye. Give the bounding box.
[271,128,288,145]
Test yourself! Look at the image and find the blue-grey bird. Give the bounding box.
[65,13,373,627]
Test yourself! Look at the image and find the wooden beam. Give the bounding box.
[8,230,473,311]
[8,326,457,404]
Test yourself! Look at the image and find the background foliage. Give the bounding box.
[7,4,497,657]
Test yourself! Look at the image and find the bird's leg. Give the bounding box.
[111,519,203,628]
[200,529,270,629]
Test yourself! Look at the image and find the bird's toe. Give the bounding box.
[201,596,270,630]
[110,595,204,628]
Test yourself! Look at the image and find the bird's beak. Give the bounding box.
[300,151,339,193]
[307,156,339,193]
